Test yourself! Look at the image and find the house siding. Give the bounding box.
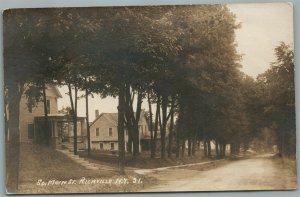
[90,115,122,151]
[90,117,118,142]
[91,141,119,151]
[19,87,59,143]
[90,111,150,152]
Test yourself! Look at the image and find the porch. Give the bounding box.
[33,114,87,150]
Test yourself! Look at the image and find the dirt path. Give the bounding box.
[141,156,297,192]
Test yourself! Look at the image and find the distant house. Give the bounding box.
[90,110,150,152]
[13,85,86,149]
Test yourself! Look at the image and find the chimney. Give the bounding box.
[95,110,99,118]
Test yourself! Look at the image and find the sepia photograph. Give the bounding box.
[3,2,296,194]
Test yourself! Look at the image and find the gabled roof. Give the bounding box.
[103,113,118,125]
[90,110,147,127]
[90,113,118,127]
[49,85,62,98]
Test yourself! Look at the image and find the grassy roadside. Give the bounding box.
[270,155,297,188]
[11,143,152,194]
[79,150,215,169]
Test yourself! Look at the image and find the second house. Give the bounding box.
[90,110,150,152]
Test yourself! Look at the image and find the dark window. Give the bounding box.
[111,143,114,150]
[109,128,113,136]
[28,105,32,113]
[96,128,100,136]
[28,124,34,139]
[100,143,103,150]
[46,100,50,114]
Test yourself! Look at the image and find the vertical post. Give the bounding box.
[60,122,63,143]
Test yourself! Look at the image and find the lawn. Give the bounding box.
[79,149,215,169]
[13,143,151,194]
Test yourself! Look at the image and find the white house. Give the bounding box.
[10,85,86,149]
[89,110,150,152]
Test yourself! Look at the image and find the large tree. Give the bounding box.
[257,43,295,156]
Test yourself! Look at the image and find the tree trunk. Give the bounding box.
[204,140,207,157]
[85,86,91,156]
[74,86,78,155]
[216,141,219,158]
[181,140,185,157]
[230,143,234,155]
[151,95,160,158]
[132,90,143,157]
[6,84,23,192]
[147,92,154,157]
[219,143,224,158]
[127,128,133,153]
[68,84,78,155]
[220,143,222,158]
[117,84,126,174]
[236,143,240,154]
[175,130,180,158]
[207,140,211,157]
[132,125,140,157]
[160,94,168,159]
[176,102,183,158]
[222,144,226,157]
[168,97,175,157]
[124,85,142,157]
[188,138,192,157]
[42,83,50,146]
[191,137,196,156]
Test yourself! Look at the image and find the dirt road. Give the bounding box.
[141,156,297,192]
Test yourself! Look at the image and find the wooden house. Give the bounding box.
[15,85,86,149]
[89,110,150,152]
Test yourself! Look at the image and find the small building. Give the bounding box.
[89,110,150,152]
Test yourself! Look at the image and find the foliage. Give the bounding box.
[257,43,295,156]
[4,6,296,189]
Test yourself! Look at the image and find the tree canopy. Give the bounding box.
[4,5,296,191]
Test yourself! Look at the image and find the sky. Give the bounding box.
[228,3,294,77]
[57,3,294,121]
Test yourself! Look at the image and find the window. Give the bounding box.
[108,128,113,136]
[100,143,103,150]
[111,143,115,150]
[46,100,50,114]
[28,105,32,113]
[28,124,34,139]
[96,128,100,136]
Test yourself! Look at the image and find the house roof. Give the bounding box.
[90,113,118,127]
[90,110,146,127]
[49,85,63,98]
